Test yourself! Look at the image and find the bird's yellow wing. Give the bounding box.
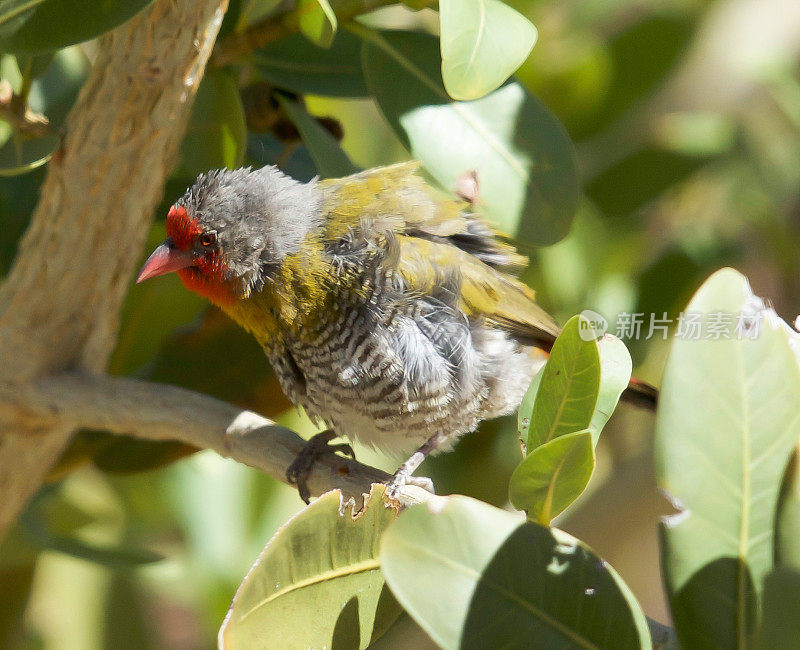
[319,163,559,345]
[394,235,560,347]
[319,162,526,270]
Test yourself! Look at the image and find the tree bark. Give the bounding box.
[0,0,228,539]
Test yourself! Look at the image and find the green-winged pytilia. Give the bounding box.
[137,163,656,501]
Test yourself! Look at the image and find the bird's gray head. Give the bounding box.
[136,166,322,305]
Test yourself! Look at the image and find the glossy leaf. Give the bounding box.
[219,485,401,649]
[380,496,651,649]
[148,307,290,416]
[760,568,800,647]
[91,435,197,474]
[0,565,35,647]
[27,46,90,126]
[0,166,46,274]
[177,70,247,179]
[439,0,537,101]
[19,486,163,567]
[526,315,600,450]
[591,334,633,438]
[255,31,367,97]
[509,429,594,523]
[0,133,59,176]
[0,0,154,54]
[655,268,800,648]
[243,0,283,24]
[298,0,336,49]
[361,29,578,246]
[776,443,800,572]
[517,367,543,450]
[275,94,358,177]
[510,320,630,522]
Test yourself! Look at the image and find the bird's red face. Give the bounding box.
[136,205,238,306]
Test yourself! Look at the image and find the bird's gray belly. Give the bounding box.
[269,300,491,456]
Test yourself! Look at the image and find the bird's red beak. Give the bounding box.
[136,242,193,283]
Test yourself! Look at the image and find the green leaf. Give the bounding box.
[0,0,154,54]
[255,31,367,97]
[27,46,90,126]
[219,485,401,649]
[509,429,595,523]
[760,567,800,648]
[380,496,651,649]
[275,94,358,178]
[0,132,59,176]
[360,29,578,246]
[527,315,601,450]
[517,367,542,449]
[177,70,247,179]
[298,0,337,49]
[243,0,283,23]
[439,0,537,101]
[776,443,800,572]
[591,334,633,438]
[510,323,629,522]
[19,487,163,567]
[90,435,196,474]
[0,564,35,648]
[147,308,288,416]
[655,268,800,648]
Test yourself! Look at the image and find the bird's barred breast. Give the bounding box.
[265,281,488,456]
[250,255,541,456]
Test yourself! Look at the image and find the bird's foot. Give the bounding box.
[286,430,355,504]
[385,469,434,500]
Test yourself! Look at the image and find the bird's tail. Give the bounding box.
[621,376,658,411]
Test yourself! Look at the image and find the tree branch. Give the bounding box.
[0,373,432,507]
[0,371,677,643]
[0,0,229,540]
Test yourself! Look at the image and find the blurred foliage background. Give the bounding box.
[3,0,800,647]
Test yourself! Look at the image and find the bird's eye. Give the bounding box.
[199,232,216,248]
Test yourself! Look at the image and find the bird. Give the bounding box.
[137,162,656,502]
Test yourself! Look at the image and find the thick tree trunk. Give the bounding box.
[0,0,228,539]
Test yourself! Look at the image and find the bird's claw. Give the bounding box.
[286,431,355,504]
[385,471,434,500]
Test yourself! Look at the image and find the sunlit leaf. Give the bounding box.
[776,443,800,572]
[526,315,600,450]
[219,485,401,649]
[298,0,336,49]
[591,333,633,436]
[508,429,594,523]
[656,268,800,648]
[0,132,58,176]
[510,318,630,522]
[761,568,800,647]
[362,29,578,246]
[439,0,537,101]
[380,496,651,649]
